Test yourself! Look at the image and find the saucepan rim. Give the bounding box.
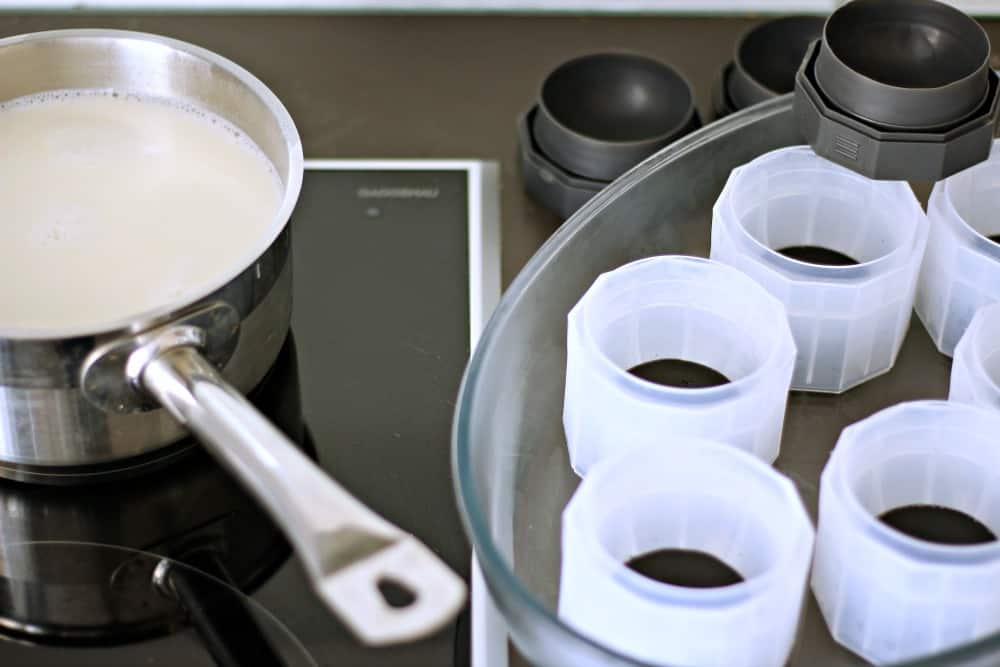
[0,28,303,341]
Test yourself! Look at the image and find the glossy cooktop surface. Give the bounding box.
[0,163,496,666]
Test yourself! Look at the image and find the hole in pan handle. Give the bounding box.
[125,329,467,645]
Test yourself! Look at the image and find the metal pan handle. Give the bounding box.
[134,342,465,646]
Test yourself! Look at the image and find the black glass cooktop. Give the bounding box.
[0,163,497,666]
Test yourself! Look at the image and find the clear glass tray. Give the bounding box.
[453,97,997,666]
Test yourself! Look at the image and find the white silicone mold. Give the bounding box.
[563,255,795,476]
[712,146,928,392]
[560,439,814,667]
[917,141,1000,356]
[951,302,1000,410]
[813,401,1000,664]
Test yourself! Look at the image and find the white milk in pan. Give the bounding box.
[0,90,283,333]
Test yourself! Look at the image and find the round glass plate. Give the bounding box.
[454,97,1000,666]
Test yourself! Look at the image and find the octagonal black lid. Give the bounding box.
[795,0,1000,180]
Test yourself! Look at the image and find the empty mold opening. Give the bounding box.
[626,548,744,588]
[847,434,1000,545]
[776,245,859,266]
[731,162,912,266]
[628,358,730,389]
[598,493,770,584]
[573,441,805,598]
[946,165,1000,244]
[584,262,782,390]
[541,54,691,143]
[879,505,996,545]
[825,1,988,88]
[597,304,763,386]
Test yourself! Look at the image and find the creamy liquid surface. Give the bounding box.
[0,91,283,334]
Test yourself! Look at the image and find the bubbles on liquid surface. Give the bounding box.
[0,88,279,182]
[0,86,286,332]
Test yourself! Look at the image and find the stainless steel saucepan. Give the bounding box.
[0,29,464,645]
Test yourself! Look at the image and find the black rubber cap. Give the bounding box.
[815,0,991,129]
[729,16,825,109]
[795,39,1000,180]
[518,106,607,220]
[533,53,700,182]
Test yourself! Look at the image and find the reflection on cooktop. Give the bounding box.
[0,544,315,667]
[0,335,305,657]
